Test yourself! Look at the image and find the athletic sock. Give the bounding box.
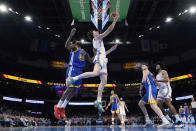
[145,116,150,121]
[121,120,125,124]
[161,116,169,123]
[61,99,69,108]
[174,114,181,122]
[165,114,172,121]
[57,100,64,108]
[112,118,114,124]
[97,96,102,103]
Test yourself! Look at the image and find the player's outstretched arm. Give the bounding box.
[106,44,118,56]
[65,28,76,49]
[125,103,129,112]
[106,97,112,110]
[116,95,121,103]
[96,14,119,40]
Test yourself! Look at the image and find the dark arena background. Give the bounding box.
[0,0,196,131]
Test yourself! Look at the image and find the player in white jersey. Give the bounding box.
[119,97,129,122]
[155,63,183,127]
[66,13,119,112]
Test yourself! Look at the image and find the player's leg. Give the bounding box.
[157,99,164,112]
[149,95,170,126]
[94,60,107,112]
[97,74,107,102]
[55,87,76,119]
[116,112,125,125]
[138,100,152,124]
[157,98,171,121]
[67,63,101,87]
[165,98,181,122]
[94,74,107,112]
[111,112,115,125]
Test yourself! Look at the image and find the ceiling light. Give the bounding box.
[115,39,120,43]
[0,4,8,13]
[8,8,12,12]
[165,17,173,23]
[24,16,32,22]
[81,39,84,43]
[189,7,196,14]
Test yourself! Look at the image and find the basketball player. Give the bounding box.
[184,103,189,123]
[138,63,170,127]
[155,63,183,127]
[179,105,185,122]
[54,28,94,119]
[66,12,119,112]
[106,90,125,126]
[119,97,129,122]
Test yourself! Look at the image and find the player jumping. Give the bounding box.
[66,12,119,112]
[54,28,94,119]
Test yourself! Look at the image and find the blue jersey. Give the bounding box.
[142,72,156,90]
[141,72,157,104]
[66,48,86,88]
[69,48,86,69]
[180,108,185,117]
[185,107,189,117]
[111,95,118,111]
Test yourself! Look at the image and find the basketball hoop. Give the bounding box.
[92,0,111,20]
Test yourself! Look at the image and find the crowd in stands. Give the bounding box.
[0,105,51,127]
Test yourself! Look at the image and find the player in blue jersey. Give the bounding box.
[184,103,189,123]
[179,105,185,122]
[54,28,94,120]
[138,63,170,127]
[106,90,124,126]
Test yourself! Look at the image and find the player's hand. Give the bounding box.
[71,28,76,36]
[106,107,108,110]
[113,13,119,21]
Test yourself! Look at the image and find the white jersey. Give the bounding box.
[119,101,126,115]
[93,39,106,56]
[92,39,108,75]
[156,70,171,90]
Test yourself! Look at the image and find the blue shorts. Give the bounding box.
[140,85,157,104]
[111,104,119,113]
[66,66,82,88]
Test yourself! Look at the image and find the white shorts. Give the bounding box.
[93,53,107,76]
[120,108,126,115]
[157,86,172,101]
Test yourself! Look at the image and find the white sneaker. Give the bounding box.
[145,120,153,127]
[157,121,172,128]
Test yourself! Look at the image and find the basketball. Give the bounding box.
[110,11,119,20]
